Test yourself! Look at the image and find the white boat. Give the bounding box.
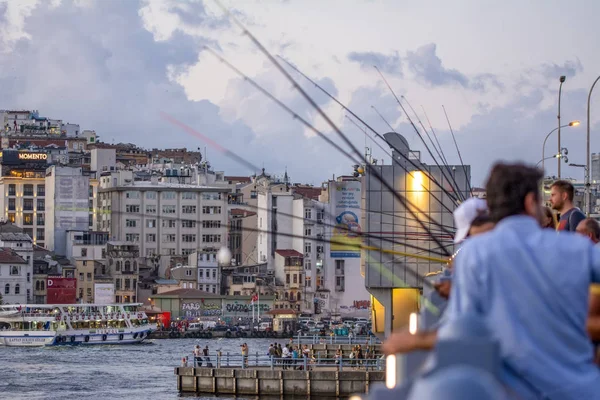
[0,303,156,347]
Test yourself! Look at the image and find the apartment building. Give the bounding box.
[98,171,230,258]
[0,232,34,303]
[0,248,29,304]
[106,241,140,303]
[66,230,109,303]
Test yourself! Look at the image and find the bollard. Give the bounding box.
[303,356,308,371]
[270,355,274,370]
[217,352,221,368]
[226,352,230,367]
[255,351,258,367]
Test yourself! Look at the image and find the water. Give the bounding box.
[0,337,276,400]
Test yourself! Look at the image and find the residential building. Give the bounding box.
[191,251,221,294]
[98,171,229,257]
[273,250,304,312]
[106,241,140,303]
[0,248,29,304]
[66,231,109,303]
[33,258,60,304]
[45,165,91,255]
[0,232,34,303]
[168,265,197,290]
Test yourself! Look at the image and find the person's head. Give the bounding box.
[468,214,495,237]
[541,206,557,229]
[453,198,489,243]
[576,218,600,244]
[485,163,543,223]
[550,180,575,212]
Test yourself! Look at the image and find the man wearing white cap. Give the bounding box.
[384,198,495,353]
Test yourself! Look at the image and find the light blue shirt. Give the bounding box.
[442,215,600,400]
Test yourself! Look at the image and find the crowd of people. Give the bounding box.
[383,163,600,399]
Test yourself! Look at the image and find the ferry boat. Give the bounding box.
[0,303,156,347]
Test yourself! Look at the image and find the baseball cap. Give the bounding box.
[453,198,488,244]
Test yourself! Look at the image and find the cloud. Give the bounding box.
[347,51,402,76]
[540,59,584,80]
[405,43,469,88]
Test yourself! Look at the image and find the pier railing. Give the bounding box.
[295,334,381,345]
[183,353,385,372]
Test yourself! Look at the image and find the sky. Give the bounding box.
[0,0,599,187]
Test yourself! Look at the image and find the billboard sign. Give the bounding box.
[1,150,48,165]
[46,276,77,304]
[330,181,362,258]
[94,283,115,305]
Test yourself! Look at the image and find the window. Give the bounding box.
[182,205,196,214]
[10,266,20,275]
[250,190,257,199]
[116,261,121,271]
[293,274,298,284]
[145,191,157,200]
[212,269,216,279]
[8,198,15,211]
[37,185,45,196]
[23,184,33,196]
[162,234,176,243]
[202,206,221,214]
[87,273,92,281]
[201,234,221,243]
[162,219,176,228]
[304,242,312,254]
[146,219,156,228]
[87,288,92,297]
[125,205,140,213]
[182,192,196,200]
[181,220,196,228]
[304,259,311,270]
[146,233,156,242]
[161,191,176,200]
[23,213,33,225]
[81,248,88,257]
[145,205,156,214]
[35,281,40,290]
[125,233,139,242]
[305,276,311,287]
[182,234,196,243]
[36,229,44,241]
[286,274,290,284]
[316,210,324,221]
[8,184,16,196]
[335,260,345,275]
[79,273,84,281]
[125,219,137,228]
[41,281,45,290]
[37,199,45,211]
[304,208,312,219]
[125,191,140,199]
[304,227,312,237]
[185,269,193,277]
[89,199,93,212]
[202,220,221,229]
[336,276,345,292]
[202,192,222,200]
[23,199,33,210]
[27,272,30,283]
[14,284,20,295]
[4,283,8,294]
[88,185,94,198]
[88,214,93,227]
[199,269,204,278]
[212,287,216,294]
[162,205,176,214]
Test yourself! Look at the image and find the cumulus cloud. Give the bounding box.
[541,59,584,79]
[347,51,402,77]
[405,43,469,88]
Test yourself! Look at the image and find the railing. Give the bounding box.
[183,353,385,371]
[295,333,381,345]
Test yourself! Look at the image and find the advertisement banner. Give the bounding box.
[46,277,77,304]
[94,283,115,305]
[330,181,362,258]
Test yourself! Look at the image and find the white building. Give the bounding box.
[45,166,91,255]
[190,251,221,294]
[0,247,29,304]
[97,171,230,258]
[0,232,34,303]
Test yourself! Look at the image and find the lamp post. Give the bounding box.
[536,153,563,168]
[542,121,579,172]
[586,76,600,216]
[558,76,566,178]
[570,163,589,213]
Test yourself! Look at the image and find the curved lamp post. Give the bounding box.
[586,76,600,216]
[537,153,566,168]
[558,76,566,178]
[542,121,579,172]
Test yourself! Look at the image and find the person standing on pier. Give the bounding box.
[550,180,586,232]
[193,345,202,367]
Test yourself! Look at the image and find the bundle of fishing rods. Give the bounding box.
[126,1,474,290]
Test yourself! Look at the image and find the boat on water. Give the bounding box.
[0,303,156,347]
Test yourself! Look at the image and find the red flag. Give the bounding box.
[251,294,258,304]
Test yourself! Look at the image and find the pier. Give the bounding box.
[175,353,385,396]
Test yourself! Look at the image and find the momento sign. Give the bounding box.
[47,276,77,304]
[330,181,362,258]
[1,150,48,165]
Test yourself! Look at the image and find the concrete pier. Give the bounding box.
[175,367,385,396]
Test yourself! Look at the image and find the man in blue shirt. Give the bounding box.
[443,163,600,399]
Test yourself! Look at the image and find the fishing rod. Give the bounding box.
[346,113,456,216]
[374,66,467,204]
[108,207,451,260]
[175,48,457,237]
[442,104,473,197]
[279,55,462,207]
[401,95,465,200]
[421,105,450,167]
[163,113,449,253]
[209,3,451,257]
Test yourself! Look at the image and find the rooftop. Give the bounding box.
[0,232,32,242]
[0,248,27,264]
[151,288,221,298]
[101,181,229,191]
[155,279,179,285]
[275,249,303,258]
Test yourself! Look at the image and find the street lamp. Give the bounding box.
[542,121,579,173]
[586,76,600,216]
[558,75,566,178]
[536,153,566,167]
[569,163,589,212]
